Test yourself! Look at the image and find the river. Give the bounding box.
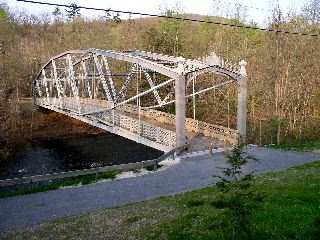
[0,133,163,181]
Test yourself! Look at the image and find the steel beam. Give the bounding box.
[143,69,162,105]
[66,54,81,113]
[102,55,117,100]
[52,60,63,108]
[175,59,186,149]
[93,54,114,108]
[80,61,92,99]
[237,60,248,144]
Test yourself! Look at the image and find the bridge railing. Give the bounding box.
[102,111,176,148]
[120,104,238,144]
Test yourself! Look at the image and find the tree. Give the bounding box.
[302,0,320,25]
[113,12,121,24]
[65,2,80,21]
[0,3,17,101]
[212,145,263,239]
[103,8,112,21]
[52,6,62,22]
[143,10,186,56]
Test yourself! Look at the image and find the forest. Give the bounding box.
[0,0,320,159]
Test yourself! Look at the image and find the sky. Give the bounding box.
[4,0,307,26]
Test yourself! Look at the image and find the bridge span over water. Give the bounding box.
[33,49,247,153]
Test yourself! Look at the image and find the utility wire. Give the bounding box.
[16,0,319,37]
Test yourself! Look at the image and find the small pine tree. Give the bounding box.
[212,145,263,239]
[113,12,121,24]
[65,2,80,21]
[52,6,62,22]
[104,9,112,21]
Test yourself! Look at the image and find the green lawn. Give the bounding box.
[1,165,160,199]
[0,170,122,199]
[4,161,320,240]
[272,140,320,152]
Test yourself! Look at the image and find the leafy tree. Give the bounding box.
[232,3,247,22]
[0,3,8,21]
[212,145,263,239]
[0,3,17,101]
[65,2,80,21]
[302,0,320,25]
[143,10,186,56]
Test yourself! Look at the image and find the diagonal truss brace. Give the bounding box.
[52,60,63,108]
[143,69,162,105]
[80,61,92,99]
[117,63,135,103]
[93,54,114,108]
[66,54,82,113]
[102,56,117,100]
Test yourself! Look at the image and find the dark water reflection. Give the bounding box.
[0,133,163,180]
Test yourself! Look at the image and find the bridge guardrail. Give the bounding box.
[120,104,238,144]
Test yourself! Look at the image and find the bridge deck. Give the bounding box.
[35,97,235,153]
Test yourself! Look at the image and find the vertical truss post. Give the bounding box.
[66,54,81,113]
[175,57,186,150]
[81,61,92,99]
[52,60,63,108]
[35,80,42,98]
[192,74,196,120]
[42,69,50,105]
[93,54,114,108]
[237,60,248,144]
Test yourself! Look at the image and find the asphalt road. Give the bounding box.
[0,146,319,233]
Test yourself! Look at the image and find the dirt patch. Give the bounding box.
[312,149,320,155]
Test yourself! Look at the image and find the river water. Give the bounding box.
[0,133,163,181]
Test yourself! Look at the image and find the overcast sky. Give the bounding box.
[4,0,307,25]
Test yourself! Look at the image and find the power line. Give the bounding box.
[16,0,318,37]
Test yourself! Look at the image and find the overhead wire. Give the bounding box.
[16,0,319,37]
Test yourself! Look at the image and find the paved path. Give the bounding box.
[0,147,319,233]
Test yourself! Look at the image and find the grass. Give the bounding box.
[0,164,161,199]
[0,170,122,199]
[4,160,320,240]
[271,140,320,152]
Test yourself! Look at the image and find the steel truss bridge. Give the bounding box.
[33,49,248,153]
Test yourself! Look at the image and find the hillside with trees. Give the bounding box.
[0,0,320,158]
